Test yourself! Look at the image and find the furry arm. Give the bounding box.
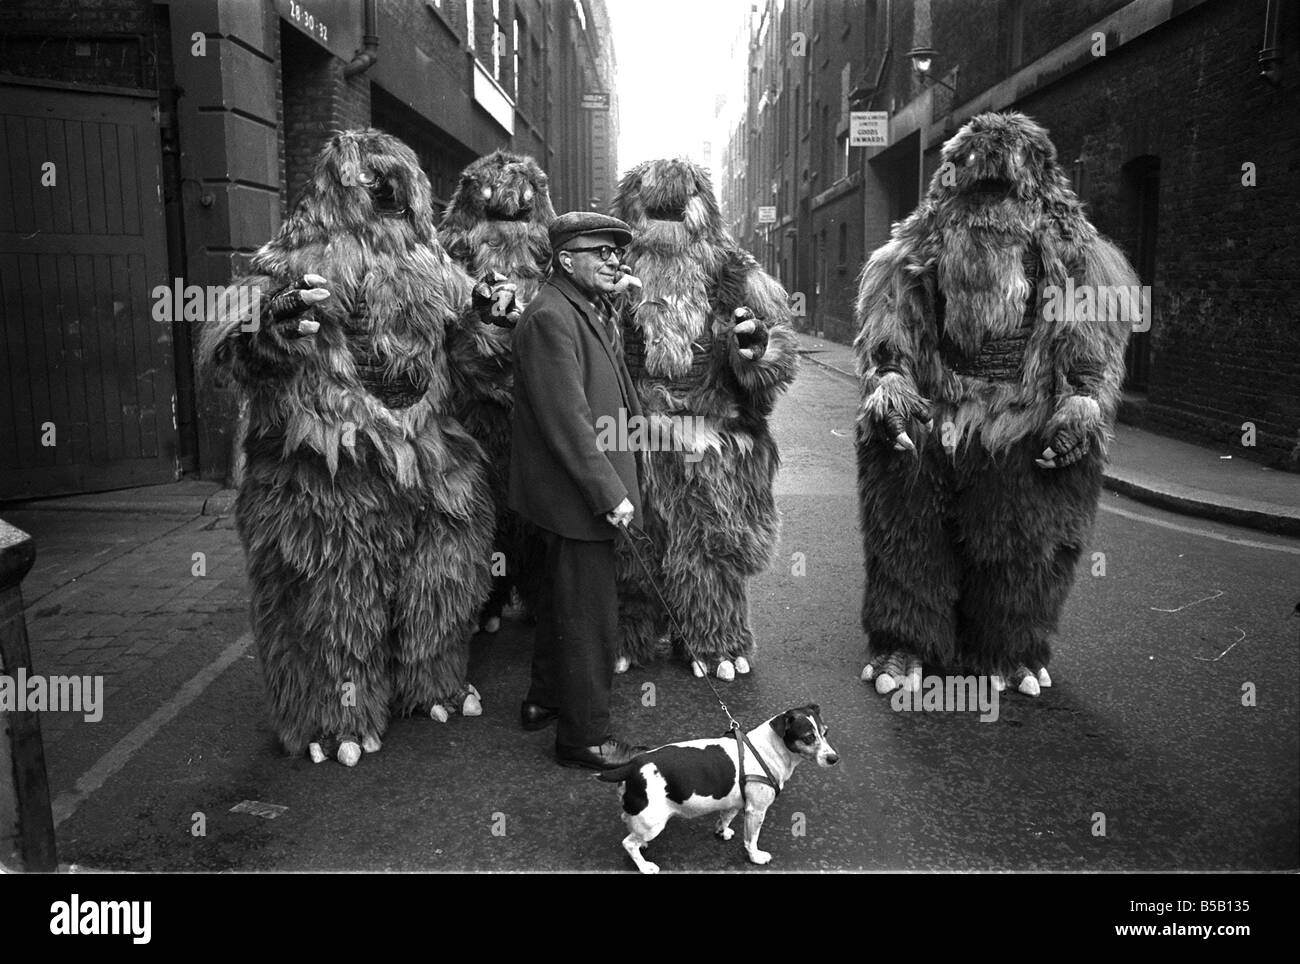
[1038,233,1136,469]
[853,239,932,448]
[513,308,629,516]
[717,261,799,406]
[199,274,330,387]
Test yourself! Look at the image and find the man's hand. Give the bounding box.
[265,274,331,337]
[606,497,634,528]
[473,271,520,327]
[612,264,643,296]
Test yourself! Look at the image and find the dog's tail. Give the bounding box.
[596,761,641,783]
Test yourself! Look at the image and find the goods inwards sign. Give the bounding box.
[850,111,889,148]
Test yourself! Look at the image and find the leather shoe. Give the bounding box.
[520,701,559,731]
[556,737,648,770]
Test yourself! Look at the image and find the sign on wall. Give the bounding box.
[849,111,889,148]
[757,205,777,224]
[581,91,611,110]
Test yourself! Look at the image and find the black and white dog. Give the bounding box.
[597,705,838,873]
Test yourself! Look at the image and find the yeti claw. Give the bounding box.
[362,734,382,754]
[614,656,631,674]
[462,684,483,717]
[308,742,327,764]
[691,660,706,678]
[734,656,751,675]
[337,740,362,767]
[716,659,736,681]
[482,615,501,634]
[863,652,923,694]
[429,704,450,723]
[1037,666,1053,688]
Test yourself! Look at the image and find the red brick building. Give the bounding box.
[0,0,620,495]
[719,0,1299,468]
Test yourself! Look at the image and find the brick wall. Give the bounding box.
[0,0,157,88]
[988,0,1300,468]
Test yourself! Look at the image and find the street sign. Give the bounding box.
[757,206,777,224]
[850,111,889,147]
[581,91,610,110]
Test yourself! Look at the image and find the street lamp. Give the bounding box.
[907,46,957,96]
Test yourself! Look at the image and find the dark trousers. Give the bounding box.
[526,528,617,747]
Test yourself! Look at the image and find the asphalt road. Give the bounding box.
[44,360,1300,872]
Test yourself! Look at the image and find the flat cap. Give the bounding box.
[549,211,633,251]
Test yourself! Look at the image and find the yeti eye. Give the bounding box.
[966,152,977,166]
[523,188,534,202]
[480,186,493,199]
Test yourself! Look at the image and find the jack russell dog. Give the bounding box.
[597,704,838,873]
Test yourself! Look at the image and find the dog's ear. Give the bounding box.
[804,703,821,718]
[769,711,794,739]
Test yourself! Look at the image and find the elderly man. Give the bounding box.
[508,211,646,770]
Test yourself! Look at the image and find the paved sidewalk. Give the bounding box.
[799,337,1300,536]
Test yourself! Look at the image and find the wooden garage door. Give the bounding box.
[0,80,177,500]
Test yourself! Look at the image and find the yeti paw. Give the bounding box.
[1010,665,1051,696]
[462,684,484,717]
[860,373,931,453]
[429,704,451,723]
[337,740,362,767]
[482,615,502,634]
[730,308,769,361]
[734,656,751,675]
[691,658,741,680]
[614,656,631,674]
[746,848,773,866]
[862,651,923,695]
[1037,395,1102,469]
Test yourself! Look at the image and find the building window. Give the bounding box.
[466,0,475,51]
[838,221,847,265]
[492,0,504,81]
[838,133,849,179]
[513,17,521,100]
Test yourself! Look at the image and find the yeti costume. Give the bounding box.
[854,112,1136,696]
[439,150,555,632]
[611,158,799,680]
[201,130,505,766]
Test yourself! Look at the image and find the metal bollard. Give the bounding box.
[0,518,57,872]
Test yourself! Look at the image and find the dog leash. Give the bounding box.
[619,522,782,800]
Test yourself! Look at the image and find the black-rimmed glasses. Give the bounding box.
[564,245,625,262]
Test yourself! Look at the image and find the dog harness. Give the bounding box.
[730,728,781,802]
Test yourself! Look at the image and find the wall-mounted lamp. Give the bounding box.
[906,46,957,96]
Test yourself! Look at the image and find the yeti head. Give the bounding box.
[291,128,438,243]
[613,158,725,247]
[442,150,555,229]
[933,111,1070,208]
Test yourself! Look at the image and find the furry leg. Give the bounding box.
[856,431,960,685]
[953,438,1104,684]
[238,476,392,762]
[391,492,494,720]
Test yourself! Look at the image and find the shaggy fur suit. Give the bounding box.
[439,150,556,631]
[202,130,507,765]
[611,159,799,679]
[854,112,1137,695]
